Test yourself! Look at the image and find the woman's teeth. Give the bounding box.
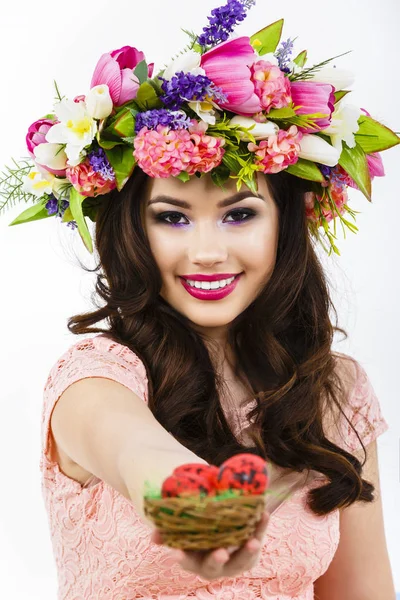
[184,276,236,290]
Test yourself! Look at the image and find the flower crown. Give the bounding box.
[1,0,399,256]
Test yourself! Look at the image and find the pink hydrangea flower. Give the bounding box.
[133,124,225,178]
[133,125,194,178]
[66,158,116,197]
[186,132,225,175]
[248,125,303,174]
[250,60,292,113]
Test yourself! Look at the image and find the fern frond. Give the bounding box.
[0,158,37,215]
[290,50,352,81]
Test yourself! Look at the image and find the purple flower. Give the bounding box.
[159,71,227,110]
[88,147,115,181]
[45,195,78,229]
[198,0,256,48]
[275,38,295,73]
[45,195,58,216]
[318,164,332,178]
[134,109,192,133]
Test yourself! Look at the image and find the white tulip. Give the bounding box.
[85,85,113,120]
[298,134,341,167]
[163,50,202,80]
[229,116,279,141]
[308,67,355,91]
[33,142,68,171]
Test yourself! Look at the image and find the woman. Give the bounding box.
[39,166,394,598]
[2,0,398,597]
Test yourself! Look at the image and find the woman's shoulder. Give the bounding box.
[56,333,147,379]
[326,351,389,452]
[44,333,149,403]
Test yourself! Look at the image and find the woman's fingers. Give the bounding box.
[171,511,270,580]
[221,511,270,574]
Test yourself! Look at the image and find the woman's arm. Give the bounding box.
[314,439,396,600]
[51,376,208,526]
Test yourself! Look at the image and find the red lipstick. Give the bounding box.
[180,273,242,301]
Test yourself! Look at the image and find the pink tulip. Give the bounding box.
[345,152,385,190]
[366,152,385,177]
[26,118,55,156]
[290,81,335,134]
[90,46,154,107]
[200,37,262,116]
[26,118,67,177]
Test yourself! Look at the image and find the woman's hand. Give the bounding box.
[150,511,270,582]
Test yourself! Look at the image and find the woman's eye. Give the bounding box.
[155,209,255,226]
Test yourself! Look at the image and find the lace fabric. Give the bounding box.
[40,334,389,599]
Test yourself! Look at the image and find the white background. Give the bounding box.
[0,0,399,597]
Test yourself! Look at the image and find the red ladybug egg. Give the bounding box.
[216,453,269,496]
[161,472,216,499]
[173,463,219,487]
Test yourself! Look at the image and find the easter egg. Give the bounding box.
[215,453,269,496]
[161,472,217,499]
[173,463,219,487]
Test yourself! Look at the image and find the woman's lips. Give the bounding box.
[180,273,242,301]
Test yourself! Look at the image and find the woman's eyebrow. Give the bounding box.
[147,191,266,209]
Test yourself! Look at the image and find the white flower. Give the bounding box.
[85,84,113,120]
[45,98,97,166]
[298,134,341,167]
[308,67,355,91]
[188,100,218,125]
[22,164,70,199]
[229,116,279,141]
[22,169,54,197]
[163,50,202,80]
[33,142,68,171]
[321,100,362,153]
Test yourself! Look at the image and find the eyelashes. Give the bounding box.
[153,208,256,227]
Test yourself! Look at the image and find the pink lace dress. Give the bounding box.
[40,334,389,600]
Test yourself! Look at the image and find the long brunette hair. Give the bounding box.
[67,167,374,516]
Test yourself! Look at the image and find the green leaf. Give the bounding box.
[104,145,136,191]
[133,60,148,85]
[338,141,371,201]
[211,164,231,189]
[97,137,122,150]
[69,187,93,253]
[250,19,284,55]
[354,115,400,154]
[175,171,191,182]
[135,82,163,111]
[8,199,51,225]
[293,50,307,68]
[113,110,135,138]
[286,158,325,182]
[82,196,104,223]
[241,172,258,195]
[61,206,73,222]
[334,90,351,104]
[222,151,241,175]
[266,106,296,120]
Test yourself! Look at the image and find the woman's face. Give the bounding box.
[142,171,279,340]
